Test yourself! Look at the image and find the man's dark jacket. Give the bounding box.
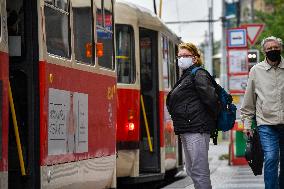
[166,65,219,135]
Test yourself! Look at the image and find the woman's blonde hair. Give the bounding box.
[178,42,203,66]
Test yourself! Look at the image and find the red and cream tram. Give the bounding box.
[0,0,116,189]
[115,1,183,183]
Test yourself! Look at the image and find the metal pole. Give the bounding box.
[159,0,163,18]
[207,0,213,75]
[220,0,228,90]
[251,0,254,22]
[153,0,157,15]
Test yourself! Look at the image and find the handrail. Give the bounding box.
[8,81,26,176]
[140,95,153,152]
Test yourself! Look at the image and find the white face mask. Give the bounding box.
[178,57,193,70]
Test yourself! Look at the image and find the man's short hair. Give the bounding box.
[261,36,283,52]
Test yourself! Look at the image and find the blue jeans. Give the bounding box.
[258,125,284,189]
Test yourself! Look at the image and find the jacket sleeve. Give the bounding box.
[194,70,219,119]
[240,68,256,129]
[166,91,172,115]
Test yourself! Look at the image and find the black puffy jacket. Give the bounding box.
[166,65,219,134]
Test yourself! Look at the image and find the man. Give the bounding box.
[240,36,284,189]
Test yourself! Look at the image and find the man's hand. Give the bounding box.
[243,129,253,137]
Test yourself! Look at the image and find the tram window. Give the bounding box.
[73,0,93,64]
[44,1,71,58]
[96,0,114,70]
[45,0,68,11]
[116,25,135,84]
[55,0,68,11]
[7,1,25,57]
[162,36,170,89]
[140,38,153,91]
[94,0,103,27]
[169,41,176,88]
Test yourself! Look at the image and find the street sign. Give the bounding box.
[228,49,248,74]
[229,74,248,94]
[227,28,247,48]
[242,24,265,45]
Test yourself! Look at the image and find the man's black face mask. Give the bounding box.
[266,50,281,62]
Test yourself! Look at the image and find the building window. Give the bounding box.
[73,0,93,64]
[95,0,114,70]
[44,0,71,58]
[116,25,135,84]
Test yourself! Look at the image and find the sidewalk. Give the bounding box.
[162,141,264,189]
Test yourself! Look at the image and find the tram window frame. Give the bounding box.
[72,0,94,65]
[0,81,2,160]
[95,0,115,70]
[0,11,1,39]
[162,35,170,89]
[169,41,176,88]
[44,0,71,59]
[116,24,136,84]
[6,0,25,58]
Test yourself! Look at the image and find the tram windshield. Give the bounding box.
[116,25,136,84]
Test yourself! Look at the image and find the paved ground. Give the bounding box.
[163,141,264,189]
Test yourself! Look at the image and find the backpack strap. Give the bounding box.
[191,67,202,76]
[190,67,221,93]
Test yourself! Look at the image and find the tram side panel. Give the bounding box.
[38,0,117,188]
[0,52,8,189]
[39,62,117,188]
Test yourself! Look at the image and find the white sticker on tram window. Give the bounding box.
[48,88,70,156]
[73,92,88,153]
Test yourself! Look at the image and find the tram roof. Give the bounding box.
[115,0,181,43]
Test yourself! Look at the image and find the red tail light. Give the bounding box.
[128,122,135,131]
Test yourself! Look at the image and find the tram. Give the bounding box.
[115,1,183,184]
[0,0,116,189]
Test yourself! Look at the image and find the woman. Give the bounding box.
[166,42,219,189]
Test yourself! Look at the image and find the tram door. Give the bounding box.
[0,0,9,188]
[139,28,160,173]
[7,0,40,189]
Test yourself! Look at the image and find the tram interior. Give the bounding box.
[139,28,160,174]
[7,0,37,188]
